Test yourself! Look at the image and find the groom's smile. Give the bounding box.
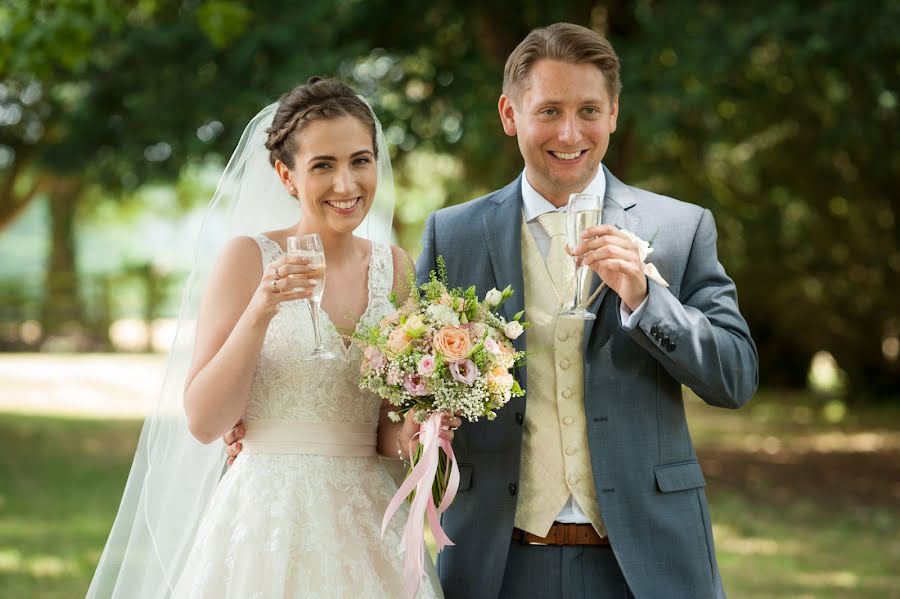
[548,149,588,161]
[499,59,618,207]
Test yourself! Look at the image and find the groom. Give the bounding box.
[417,23,758,598]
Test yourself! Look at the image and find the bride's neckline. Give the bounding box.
[259,234,378,354]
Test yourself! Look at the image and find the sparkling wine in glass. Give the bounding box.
[287,234,337,360]
[559,193,603,320]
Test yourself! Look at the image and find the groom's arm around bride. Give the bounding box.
[416,23,757,599]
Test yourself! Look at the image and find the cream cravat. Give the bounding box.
[536,212,575,305]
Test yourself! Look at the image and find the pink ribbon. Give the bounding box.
[382,412,460,599]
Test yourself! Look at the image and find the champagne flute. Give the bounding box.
[559,193,603,320]
[287,234,337,361]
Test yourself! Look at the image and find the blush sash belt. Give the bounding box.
[241,419,378,457]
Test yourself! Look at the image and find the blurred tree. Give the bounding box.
[0,0,354,339]
[608,1,900,397]
[1,0,897,396]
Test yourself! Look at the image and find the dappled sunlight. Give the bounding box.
[797,431,900,453]
[732,431,900,455]
[0,353,163,418]
[0,548,78,578]
[107,317,178,353]
[713,524,792,557]
[790,569,859,590]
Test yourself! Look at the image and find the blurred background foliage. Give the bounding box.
[1,0,899,399]
[2,3,900,597]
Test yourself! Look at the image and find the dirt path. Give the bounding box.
[699,446,900,508]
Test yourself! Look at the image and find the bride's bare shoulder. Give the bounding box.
[208,236,265,280]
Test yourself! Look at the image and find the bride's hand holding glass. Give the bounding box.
[248,253,322,321]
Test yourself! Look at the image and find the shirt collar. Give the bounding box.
[520,166,607,223]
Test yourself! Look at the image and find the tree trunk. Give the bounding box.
[39,176,85,340]
[0,151,54,231]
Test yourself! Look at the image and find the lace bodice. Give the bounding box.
[244,234,395,423]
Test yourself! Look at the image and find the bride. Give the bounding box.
[87,77,453,598]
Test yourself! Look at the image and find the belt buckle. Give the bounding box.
[515,529,547,546]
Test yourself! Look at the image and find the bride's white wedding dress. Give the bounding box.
[171,235,442,599]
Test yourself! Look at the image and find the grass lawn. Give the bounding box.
[0,414,142,599]
[1,355,898,597]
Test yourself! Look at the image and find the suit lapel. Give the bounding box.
[584,167,640,345]
[483,177,526,352]
[482,177,528,398]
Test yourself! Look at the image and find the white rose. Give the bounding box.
[426,303,460,328]
[503,320,524,340]
[484,288,503,308]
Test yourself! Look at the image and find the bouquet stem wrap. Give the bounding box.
[381,413,460,599]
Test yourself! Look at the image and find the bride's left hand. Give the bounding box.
[398,410,463,459]
[439,411,464,442]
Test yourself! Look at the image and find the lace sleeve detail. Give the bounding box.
[249,234,282,267]
[366,243,395,322]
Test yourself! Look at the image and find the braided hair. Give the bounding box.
[265,77,378,169]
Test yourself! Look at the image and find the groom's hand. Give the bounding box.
[571,225,648,311]
[223,419,245,467]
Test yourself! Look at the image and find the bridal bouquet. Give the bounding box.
[353,257,525,597]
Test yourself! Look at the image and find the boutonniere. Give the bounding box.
[582,229,669,307]
[619,229,669,288]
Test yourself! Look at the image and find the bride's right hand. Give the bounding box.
[247,255,322,321]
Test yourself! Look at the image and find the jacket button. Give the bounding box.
[563,416,575,426]
[559,359,570,370]
[508,483,517,496]
[561,388,573,399]
[515,412,524,425]
[650,325,659,336]
[557,331,569,342]
[667,341,676,352]
[662,335,670,345]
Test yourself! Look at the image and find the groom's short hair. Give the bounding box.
[503,22,621,103]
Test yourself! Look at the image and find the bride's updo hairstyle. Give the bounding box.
[265,76,378,169]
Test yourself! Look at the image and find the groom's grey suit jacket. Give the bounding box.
[416,168,758,599]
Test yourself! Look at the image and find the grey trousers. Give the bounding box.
[498,541,636,599]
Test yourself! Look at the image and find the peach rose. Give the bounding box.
[432,325,473,361]
[386,328,413,355]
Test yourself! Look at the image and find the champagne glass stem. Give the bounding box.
[573,263,586,309]
[307,298,325,351]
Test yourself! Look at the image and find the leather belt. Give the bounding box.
[512,523,609,546]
